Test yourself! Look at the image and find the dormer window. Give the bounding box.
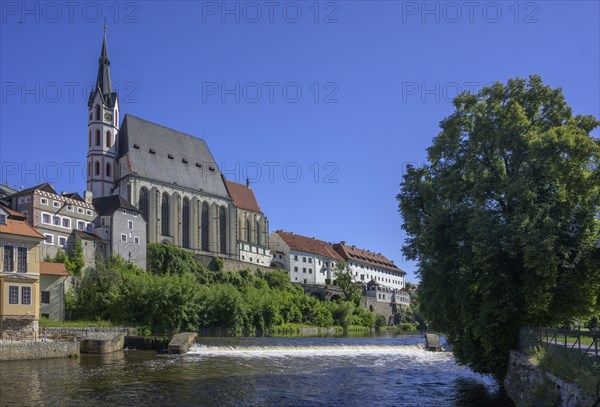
[168,154,174,159]
[149,149,156,154]
[182,158,188,164]
[133,144,140,149]
[195,163,202,168]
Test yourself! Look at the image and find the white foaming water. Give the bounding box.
[186,343,450,361]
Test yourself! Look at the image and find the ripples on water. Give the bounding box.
[0,336,515,406]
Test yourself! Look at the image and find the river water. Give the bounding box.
[0,334,515,406]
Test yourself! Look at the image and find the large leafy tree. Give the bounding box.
[397,75,600,380]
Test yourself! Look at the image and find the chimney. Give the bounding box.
[84,191,93,204]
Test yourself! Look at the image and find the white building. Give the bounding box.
[269,230,341,285]
[333,242,406,291]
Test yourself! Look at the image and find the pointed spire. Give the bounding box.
[95,22,112,98]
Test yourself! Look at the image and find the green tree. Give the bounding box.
[397,76,600,380]
[67,241,86,277]
[333,261,362,305]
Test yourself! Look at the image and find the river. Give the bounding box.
[0,334,515,406]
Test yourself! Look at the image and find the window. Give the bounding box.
[201,202,209,252]
[8,286,18,304]
[58,236,67,247]
[308,258,312,264]
[101,217,106,226]
[86,224,94,233]
[302,268,306,273]
[95,104,100,120]
[53,201,60,208]
[182,198,190,248]
[22,286,31,305]
[302,257,306,263]
[294,266,298,272]
[106,131,112,147]
[53,216,60,226]
[121,234,127,242]
[77,221,85,230]
[17,247,27,273]
[67,205,74,212]
[106,162,112,177]
[0,214,6,225]
[95,161,100,176]
[86,210,92,216]
[3,245,14,271]
[139,188,149,222]
[62,218,70,228]
[44,234,53,244]
[134,236,140,245]
[161,193,170,236]
[294,255,298,261]
[128,220,133,230]
[219,206,227,254]
[89,130,92,147]
[41,291,50,304]
[309,269,312,274]
[78,208,84,214]
[41,198,48,205]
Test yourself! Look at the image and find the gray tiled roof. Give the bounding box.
[93,195,140,216]
[118,115,230,199]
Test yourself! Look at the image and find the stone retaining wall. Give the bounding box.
[196,254,278,274]
[504,350,595,407]
[46,327,137,342]
[0,341,79,361]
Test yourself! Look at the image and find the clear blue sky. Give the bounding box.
[1,1,598,282]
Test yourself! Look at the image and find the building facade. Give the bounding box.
[2,183,100,269]
[269,230,341,285]
[93,195,147,270]
[225,180,271,266]
[39,262,69,321]
[0,205,44,340]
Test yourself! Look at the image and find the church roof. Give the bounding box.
[118,114,230,199]
[93,195,140,216]
[224,180,262,213]
[275,230,342,261]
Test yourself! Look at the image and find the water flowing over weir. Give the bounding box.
[0,335,515,406]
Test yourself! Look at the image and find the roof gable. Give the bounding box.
[224,180,262,213]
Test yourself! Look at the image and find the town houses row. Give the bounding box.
[0,30,407,340]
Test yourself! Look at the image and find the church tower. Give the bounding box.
[87,26,119,198]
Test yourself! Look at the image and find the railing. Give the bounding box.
[519,327,599,367]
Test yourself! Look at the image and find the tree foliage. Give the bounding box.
[397,75,600,380]
[69,244,382,334]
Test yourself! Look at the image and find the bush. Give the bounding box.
[398,322,416,332]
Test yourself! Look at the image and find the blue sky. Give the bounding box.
[1,1,598,282]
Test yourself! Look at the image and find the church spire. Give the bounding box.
[96,24,112,97]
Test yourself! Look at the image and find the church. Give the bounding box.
[86,30,272,266]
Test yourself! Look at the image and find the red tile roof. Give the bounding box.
[0,203,44,239]
[40,262,69,276]
[225,180,262,213]
[275,230,342,261]
[333,243,405,274]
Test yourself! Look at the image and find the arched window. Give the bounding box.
[106,162,112,177]
[95,129,100,146]
[182,198,190,248]
[94,161,100,176]
[201,202,209,252]
[255,220,260,246]
[219,206,227,254]
[139,188,149,222]
[95,104,100,121]
[88,130,91,147]
[246,218,252,243]
[161,193,170,236]
[106,131,111,148]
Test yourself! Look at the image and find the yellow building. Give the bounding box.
[0,204,44,340]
